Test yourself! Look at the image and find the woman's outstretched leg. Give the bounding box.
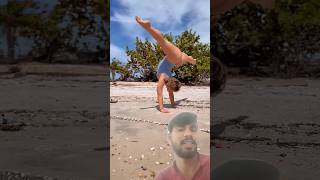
[135,16,196,65]
[135,16,168,49]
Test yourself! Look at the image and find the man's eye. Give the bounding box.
[177,128,184,132]
[191,126,197,132]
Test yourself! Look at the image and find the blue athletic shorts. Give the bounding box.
[156,58,175,79]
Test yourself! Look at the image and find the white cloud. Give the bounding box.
[110,43,128,62]
[189,0,210,43]
[111,0,209,43]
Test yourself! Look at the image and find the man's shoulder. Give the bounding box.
[155,165,175,180]
[199,154,210,167]
[155,154,210,180]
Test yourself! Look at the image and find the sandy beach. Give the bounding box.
[110,82,210,180]
[213,77,320,180]
[1,62,320,180]
[0,64,107,180]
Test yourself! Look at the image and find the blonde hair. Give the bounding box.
[167,77,181,92]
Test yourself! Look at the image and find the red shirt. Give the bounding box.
[155,154,210,180]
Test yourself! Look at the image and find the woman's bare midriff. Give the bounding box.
[163,41,183,65]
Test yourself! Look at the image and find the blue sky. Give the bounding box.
[110,0,210,63]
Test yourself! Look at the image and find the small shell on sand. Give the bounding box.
[137,172,144,178]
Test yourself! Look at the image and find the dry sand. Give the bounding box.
[2,62,319,180]
[0,63,107,180]
[110,82,210,180]
[213,77,320,180]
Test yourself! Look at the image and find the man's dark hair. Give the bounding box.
[168,112,197,133]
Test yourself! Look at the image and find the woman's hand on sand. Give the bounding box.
[159,108,169,113]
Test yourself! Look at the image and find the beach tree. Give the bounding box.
[125,36,165,82]
[29,0,105,63]
[110,58,129,81]
[174,29,210,84]
[211,1,270,67]
[27,6,68,62]
[92,0,109,62]
[110,58,121,81]
[55,0,108,63]
[212,0,320,76]
[270,0,320,75]
[0,0,38,64]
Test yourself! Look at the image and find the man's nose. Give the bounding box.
[184,128,193,137]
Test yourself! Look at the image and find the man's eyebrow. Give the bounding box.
[174,124,198,128]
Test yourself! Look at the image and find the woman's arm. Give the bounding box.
[157,75,169,113]
[167,86,176,108]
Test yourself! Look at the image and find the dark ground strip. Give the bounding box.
[212,116,320,148]
[0,171,59,180]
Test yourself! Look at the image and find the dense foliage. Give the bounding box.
[0,0,108,64]
[212,0,320,76]
[111,29,210,84]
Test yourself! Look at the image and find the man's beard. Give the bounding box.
[172,139,198,159]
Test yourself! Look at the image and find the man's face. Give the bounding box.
[169,123,198,159]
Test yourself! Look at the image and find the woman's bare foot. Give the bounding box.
[181,53,197,65]
[159,108,169,113]
[189,57,197,65]
[135,16,151,29]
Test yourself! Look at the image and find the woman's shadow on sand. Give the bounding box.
[140,98,188,110]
